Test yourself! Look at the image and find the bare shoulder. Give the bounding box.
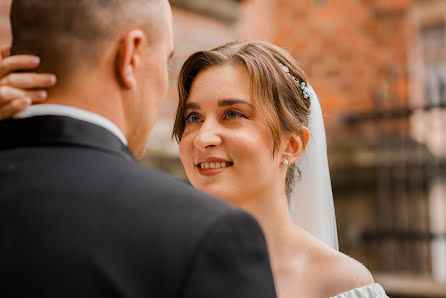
[315,245,374,297]
[278,230,375,298]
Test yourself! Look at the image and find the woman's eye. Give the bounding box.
[224,110,245,120]
[185,113,202,123]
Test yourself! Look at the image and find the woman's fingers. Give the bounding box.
[0,45,11,60]
[0,50,54,119]
[0,86,48,106]
[0,86,47,119]
[0,55,41,77]
[0,72,56,89]
[0,97,31,120]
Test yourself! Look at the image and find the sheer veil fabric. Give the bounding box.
[289,85,339,250]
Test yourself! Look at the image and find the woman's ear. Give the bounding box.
[115,29,145,89]
[282,127,310,165]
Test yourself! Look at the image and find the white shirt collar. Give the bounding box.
[14,104,128,145]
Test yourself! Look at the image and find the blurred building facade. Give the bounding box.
[240,1,445,296]
[0,0,445,296]
[152,1,446,296]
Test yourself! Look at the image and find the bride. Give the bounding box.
[0,41,388,298]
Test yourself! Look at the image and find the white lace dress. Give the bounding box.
[331,283,389,298]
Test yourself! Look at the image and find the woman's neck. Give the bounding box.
[238,186,301,269]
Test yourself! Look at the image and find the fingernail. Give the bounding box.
[49,75,57,84]
[31,56,40,65]
[17,97,31,107]
[37,90,47,99]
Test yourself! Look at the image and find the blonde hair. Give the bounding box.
[173,41,311,197]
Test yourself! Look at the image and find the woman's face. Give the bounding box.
[179,64,286,204]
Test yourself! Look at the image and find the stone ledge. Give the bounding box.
[375,273,446,297]
[170,0,243,23]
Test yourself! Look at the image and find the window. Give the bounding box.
[170,0,242,23]
[315,0,328,7]
[422,23,446,106]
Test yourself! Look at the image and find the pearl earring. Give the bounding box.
[283,159,289,166]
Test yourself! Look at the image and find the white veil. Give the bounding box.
[288,84,339,250]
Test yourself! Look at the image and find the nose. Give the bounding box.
[193,119,223,150]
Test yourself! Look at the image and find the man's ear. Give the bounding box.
[282,127,310,165]
[115,30,145,89]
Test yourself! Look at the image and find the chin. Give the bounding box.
[130,142,147,160]
[197,184,240,205]
[128,128,151,159]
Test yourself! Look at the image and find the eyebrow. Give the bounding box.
[184,98,253,110]
[184,102,200,110]
[218,99,253,108]
[169,50,175,59]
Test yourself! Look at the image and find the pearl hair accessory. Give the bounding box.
[277,61,311,99]
[283,159,289,166]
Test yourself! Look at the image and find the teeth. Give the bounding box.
[199,162,231,169]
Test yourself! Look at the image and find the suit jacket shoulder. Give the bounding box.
[0,116,276,298]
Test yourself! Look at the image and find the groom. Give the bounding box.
[0,1,276,297]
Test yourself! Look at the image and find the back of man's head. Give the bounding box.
[10,0,163,85]
[10,0,173,158]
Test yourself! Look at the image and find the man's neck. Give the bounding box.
[42,85,128,141]
[15,104,128,145]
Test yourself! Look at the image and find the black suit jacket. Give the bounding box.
[0,116,276,298]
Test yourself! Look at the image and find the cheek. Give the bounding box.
[233,138,272,172]
[232,126,274,164]
[145,56,168,102]
[179,134,205,189]
[178,141,187,164]
[179,135,194,169]
[158,62,169,98]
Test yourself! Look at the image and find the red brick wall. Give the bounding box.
[239,0,412,132]
[0,0,415,133]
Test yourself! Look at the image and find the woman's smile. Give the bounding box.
[196,157,234,176]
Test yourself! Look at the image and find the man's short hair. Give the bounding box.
[10,0,163,83]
